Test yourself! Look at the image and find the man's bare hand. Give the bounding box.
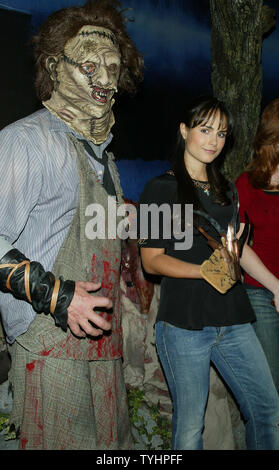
[67,281,112,337]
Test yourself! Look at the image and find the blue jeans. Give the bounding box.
[155,321,279,450]
[246,287,279,394]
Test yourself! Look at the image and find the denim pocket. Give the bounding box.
[246,287,273,301]
[246,289,261,297]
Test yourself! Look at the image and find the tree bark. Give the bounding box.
[210,0,275,181]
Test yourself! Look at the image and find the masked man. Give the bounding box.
[0,0,143,450]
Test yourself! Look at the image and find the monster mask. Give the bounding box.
[43,25,121,144]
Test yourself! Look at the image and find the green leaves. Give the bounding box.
[127,387,171,450]
[0,413,18,441]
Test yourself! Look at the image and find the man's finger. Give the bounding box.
[67,320,86,338]
[78,321,104,337]
[77,281,102,291]
[90,295,113,310]
[86,310,111,330]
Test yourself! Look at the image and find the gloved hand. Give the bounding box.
[0,249,75,330]
[200,248,236,294]
[198,219,246,294]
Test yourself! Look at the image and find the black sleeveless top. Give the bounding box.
[137,173,255,330]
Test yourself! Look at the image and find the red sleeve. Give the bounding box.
[235,172,252,223]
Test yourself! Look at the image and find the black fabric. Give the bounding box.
[137,173,256,330]
[0,249,75,331]
[79,139,116,197]
[0,350,11,385]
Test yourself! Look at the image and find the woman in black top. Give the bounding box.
[138,96,279,450]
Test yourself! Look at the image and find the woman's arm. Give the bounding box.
[140,247,202,279]
[238,223,279,312]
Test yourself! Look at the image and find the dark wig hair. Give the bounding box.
[31,0,144,101]
[247,98,279,190]
[172,95,234,221]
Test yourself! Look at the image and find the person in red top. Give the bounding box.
[236,98,279,393]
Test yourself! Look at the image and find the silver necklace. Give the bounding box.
[166,170,210,196]
[192,179,210,196]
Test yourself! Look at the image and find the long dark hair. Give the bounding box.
[172,96,234,223]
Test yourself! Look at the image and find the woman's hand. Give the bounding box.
[270,281,279,314]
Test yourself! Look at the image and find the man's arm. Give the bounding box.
[0,128,111,338]
[0,237,13,261]
[0,245,112,337]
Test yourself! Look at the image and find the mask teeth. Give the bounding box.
[95,89,108,98]
[92,88,109,102]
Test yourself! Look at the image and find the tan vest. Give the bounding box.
[17,136,124,361]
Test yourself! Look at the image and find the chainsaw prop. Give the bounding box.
[122,238,154,314]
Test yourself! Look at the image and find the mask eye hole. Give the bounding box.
[80,62,96,76]
[108,63,118,74]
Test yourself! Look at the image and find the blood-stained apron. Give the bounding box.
[9,136,132,450]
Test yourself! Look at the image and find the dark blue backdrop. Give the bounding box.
[0,0,278,200]
[0,0,277,100]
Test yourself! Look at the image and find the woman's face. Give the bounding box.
[180,110,227,170]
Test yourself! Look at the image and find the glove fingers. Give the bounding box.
[200,249,236,294]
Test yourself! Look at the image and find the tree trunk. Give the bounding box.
[210,0,275,182]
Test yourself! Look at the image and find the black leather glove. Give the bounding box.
[0,249,75,331]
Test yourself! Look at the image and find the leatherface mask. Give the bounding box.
[43,25,121,144]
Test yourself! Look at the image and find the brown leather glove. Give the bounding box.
[200,248,236,294]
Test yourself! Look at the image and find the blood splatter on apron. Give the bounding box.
[9,136,132,449]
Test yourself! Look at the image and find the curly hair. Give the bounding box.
[31,0,144,101]
[247,98,279,189]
